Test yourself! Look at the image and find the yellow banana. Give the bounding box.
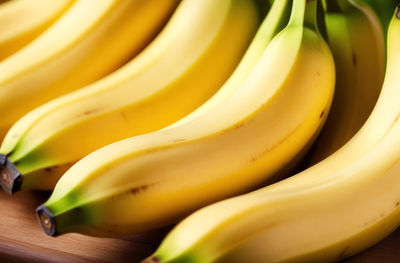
[35,0,334,237]
[146,8,400,263]
[0,0,261,193]
[0,0,180,141]
[0,0,75,61]
[309,0,385,163]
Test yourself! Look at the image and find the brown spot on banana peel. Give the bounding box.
[130,185,150,195]
[396,201,400,207]
[44,167,56,172]
[397,4,400,19]
[74,108,104,119]
[320,110,325,119]
[352,51,357,67]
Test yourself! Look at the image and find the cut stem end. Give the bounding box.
[0,154,22,194]
[36,205,57,237]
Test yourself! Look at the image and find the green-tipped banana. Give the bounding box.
[309,0,385,163]
[35,0,334,238]
[0,0,261,193]
[148,8,400,263]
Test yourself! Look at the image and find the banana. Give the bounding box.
[146,8,400,263]
[0,0,261,194]
[0,0,74,61]
[167,0,290,129]
[0,0,180,142]
[308,0,385,163]
[360,0,397,36]
[35,0,335,237]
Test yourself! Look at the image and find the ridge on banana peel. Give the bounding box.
[0,0,74,61]
[35,0,335,238]
[308,0,385,163]
[147,8,400,263]
[0,0,261,194]
[0,0,180,142]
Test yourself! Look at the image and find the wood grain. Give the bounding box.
[1,190,400,263]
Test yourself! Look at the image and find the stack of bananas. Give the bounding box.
[0,0,399,261]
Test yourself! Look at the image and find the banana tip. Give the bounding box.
[0,154,22,194]
[36,205,57,237]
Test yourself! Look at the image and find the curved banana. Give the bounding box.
[0,0,261,193]
[0,0,180,141]
[167,0,290,129]
[360,0,397,36]
[308,0,384,163]
[147,9,400,263]
[35,0,335,237]
[0,0,74,61]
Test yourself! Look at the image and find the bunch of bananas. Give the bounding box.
[0,0,398,261]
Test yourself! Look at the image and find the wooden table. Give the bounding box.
[1,190,400,263]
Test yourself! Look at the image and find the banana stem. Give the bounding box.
[288,0,307,27]
[0,154,22,194]
[36,206,57,236]
[304,0,326,36]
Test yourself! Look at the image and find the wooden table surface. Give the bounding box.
[1,190,400,263]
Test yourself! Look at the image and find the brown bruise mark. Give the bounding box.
[395,201,400,207]
[352,51,357,67]
[74,108,104,119]
[320,110,325,119]
[130,184,153,195]
[316,71,321,76]
[338,246,351,260]
[83,108,103,116]
[173,138,186,143]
